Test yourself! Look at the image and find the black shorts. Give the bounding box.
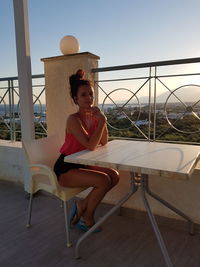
[54,154,86,179]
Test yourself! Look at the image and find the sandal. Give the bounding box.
[76,219,102,233]
[69,201,80,227]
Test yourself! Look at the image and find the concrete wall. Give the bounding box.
[0,140,30,191]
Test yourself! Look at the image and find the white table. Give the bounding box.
[65,140,200,267]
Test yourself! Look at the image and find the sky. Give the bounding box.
[1,0,200,78]
[1,0,200,104]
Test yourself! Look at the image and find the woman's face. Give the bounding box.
[75,85,94,109]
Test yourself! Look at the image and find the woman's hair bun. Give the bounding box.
[69,69,91,104]
[76,69,85,79]
[69,69,85,87]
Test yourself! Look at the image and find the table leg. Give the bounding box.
[144,176,194,235]
[140,174,173,267]
[75,172,138,259]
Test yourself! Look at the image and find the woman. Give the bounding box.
[54,69,119,232]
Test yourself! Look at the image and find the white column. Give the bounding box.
[13,0,34,141]
[41,52,100,143]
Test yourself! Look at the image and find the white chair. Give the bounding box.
[23,134,87,247]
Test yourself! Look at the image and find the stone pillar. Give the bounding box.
[41,52,100,143]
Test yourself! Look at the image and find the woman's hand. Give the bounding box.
[90,106,106,123]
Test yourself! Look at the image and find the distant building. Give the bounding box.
[132,119,150,126]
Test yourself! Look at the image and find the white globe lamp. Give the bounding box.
[60,35,80,55]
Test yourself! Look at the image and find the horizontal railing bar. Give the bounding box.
[1,58,200,80]
[31,85,45,88]
[0,74,44,82]
[96,72,200,83]
[156,72,200,78]
[154,139,200,146]
[108,136,149,142]
[96,76,150,83]
[109,136,200,145]
[92,57,200,73]
[0,87,11,90]
[0,85,45,91]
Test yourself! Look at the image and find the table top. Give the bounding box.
[64,140,200,179]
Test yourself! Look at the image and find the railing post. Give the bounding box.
[153,66,157,141]
[8,80,14,141]
[11,80,16,141]
[148,67,152,141]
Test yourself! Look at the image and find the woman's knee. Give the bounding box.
[110,175,119,188]
[96,173,111,189]
[113,173,120,185]
[108,169,120,186]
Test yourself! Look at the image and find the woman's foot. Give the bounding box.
[70,199,86,226]
[69,201,80,226]
[76,219,102,233]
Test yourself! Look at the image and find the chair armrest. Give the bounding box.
[30,163,53,175]
[29,164,59,192]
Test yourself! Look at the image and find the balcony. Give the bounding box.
[0,56,200,266]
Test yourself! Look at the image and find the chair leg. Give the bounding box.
[60,200,63,208]
[63,201,72,248]
[26,193,33,227]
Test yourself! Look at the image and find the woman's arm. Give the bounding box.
[67,112,106,150]
[99,124,108,146]
[90,106,108,146]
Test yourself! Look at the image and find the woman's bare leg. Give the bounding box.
[88,166,120,189]
[59,168,111,226]
[81,166,120,216]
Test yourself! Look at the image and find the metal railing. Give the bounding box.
[92,57,200,144]
[0,57,200,144]
[0,74,47,141]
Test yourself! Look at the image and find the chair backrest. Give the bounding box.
[23,135,61,169]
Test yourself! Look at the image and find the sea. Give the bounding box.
[0,103,124,115]
[0,102,156,118]
[0,104,46,115]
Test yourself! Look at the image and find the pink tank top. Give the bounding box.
[60,116,98,156]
